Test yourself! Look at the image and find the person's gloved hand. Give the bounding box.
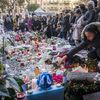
[57,55,68,65]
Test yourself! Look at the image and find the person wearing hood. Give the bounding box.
[83,1,96,26]
[92,0,97,7]
[59,22,100,64]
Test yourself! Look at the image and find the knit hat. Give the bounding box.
[87,0,95,9]
[92,0,97,7]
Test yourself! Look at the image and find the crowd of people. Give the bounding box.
[1,0,100,84]
[0,0,100,46]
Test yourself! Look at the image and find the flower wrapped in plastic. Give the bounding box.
[53,69,63,84]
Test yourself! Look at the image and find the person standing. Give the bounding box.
[72,8,84,46]
[4,15,13,31]
[18,15,25,32]
[79,4,87,15]
[60,10,71,39]
[95,0,100,21]
[24,14,29,32]
[83,1,96,25]
[0,13,4,34]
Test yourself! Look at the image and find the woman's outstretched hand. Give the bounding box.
[57,55,68,65]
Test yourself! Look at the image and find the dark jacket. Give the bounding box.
[67,22,100,58]
[83,9,96,25]
[4,17,13,31]
[95,7,100,21]
[61,14,71,32]
[81,8,87,15]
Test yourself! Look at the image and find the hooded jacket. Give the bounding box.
[67,22,100,58]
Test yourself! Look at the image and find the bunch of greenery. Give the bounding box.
[85,58,98,72]
[0,62,20,99]
[64,80,100,100]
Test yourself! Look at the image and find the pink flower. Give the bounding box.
[15,35,21,41]
[53,74,63,83]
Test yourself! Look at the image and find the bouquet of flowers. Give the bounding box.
[85,58,98,72]
[64,80,100,100]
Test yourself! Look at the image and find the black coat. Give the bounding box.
[4,18,13,31]
[61,14,71,32]
[83,9,96,25]
[67,22,100,58]
[81,8,87,15]
[95,7,100,21]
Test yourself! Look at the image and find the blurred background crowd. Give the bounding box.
[0,0,100,46]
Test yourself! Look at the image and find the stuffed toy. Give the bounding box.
[37,72,53,89]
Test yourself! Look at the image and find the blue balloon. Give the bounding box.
[37,72,53,89]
